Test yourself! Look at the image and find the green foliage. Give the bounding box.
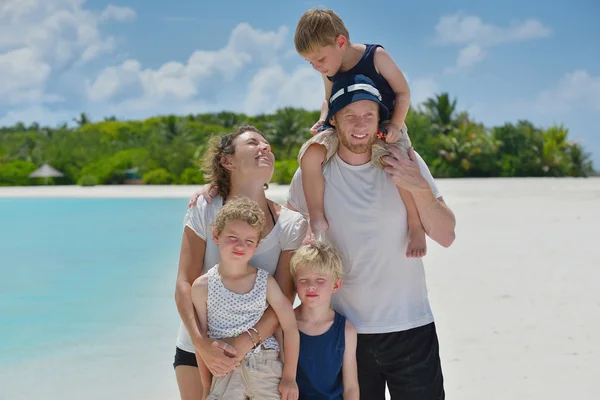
[273,159,299,184]
[143,168,174,185]
[0,94,595,187]
[179,167,205,185]
[0,160,37,186]
[78,175,98,186]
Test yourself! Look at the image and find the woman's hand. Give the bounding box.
[219,334,255,362]
[187,184,220,208]
[195,337,240,376]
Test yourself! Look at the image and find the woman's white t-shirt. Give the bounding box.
[176,195,308,353]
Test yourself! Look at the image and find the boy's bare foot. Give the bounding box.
[310,216,329,242]
[407,225,427,258]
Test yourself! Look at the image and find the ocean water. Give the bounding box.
[0,198,191,399]
[0,192,291,399]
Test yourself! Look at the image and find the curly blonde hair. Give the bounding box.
[294,8,350,56]
[290,242,344,282]
[201,125,268,200]
[213,196,266,240]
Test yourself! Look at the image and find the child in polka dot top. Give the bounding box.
[191,196,300,400]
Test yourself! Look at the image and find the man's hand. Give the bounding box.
[187,184,219,208]
[381,146,430,193]
[195,338,239,376]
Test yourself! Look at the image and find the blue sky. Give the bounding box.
[1,0,598,166]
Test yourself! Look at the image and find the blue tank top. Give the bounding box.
[296,311,346,400]
[327,44,396,114]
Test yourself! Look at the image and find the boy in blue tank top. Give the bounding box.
[290,242,359,400]
[294,8,427,260]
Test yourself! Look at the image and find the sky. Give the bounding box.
[1,0,598,166]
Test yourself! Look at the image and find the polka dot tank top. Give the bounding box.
[207,265,279,352]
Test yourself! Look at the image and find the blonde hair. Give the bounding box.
[201,125,267,200]
[290,242,343,282]
[213,196,266,240]
[294,8,350,55]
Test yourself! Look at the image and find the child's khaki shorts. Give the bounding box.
[297,121,411,169]
[208,349,283,400]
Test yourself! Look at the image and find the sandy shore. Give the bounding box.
[1,177,599,399]
[0,184,289,200]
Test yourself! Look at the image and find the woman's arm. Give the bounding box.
[175,226,239,375]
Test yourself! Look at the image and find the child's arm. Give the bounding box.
[320,74,334,121]
[373,47,411,141]
[342,320,360,400]
[312,75,334,134]
[266,275,300,400]
[190,275,213,397]
[300,143,327,234]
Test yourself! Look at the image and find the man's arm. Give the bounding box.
[412,192,456,248]
[382,147,456,248]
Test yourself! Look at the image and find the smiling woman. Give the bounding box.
[172,125,308,399]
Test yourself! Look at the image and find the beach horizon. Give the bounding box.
[0,176,596,199]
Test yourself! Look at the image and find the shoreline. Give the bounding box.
[0,177,595,198]
[0,184,291,199]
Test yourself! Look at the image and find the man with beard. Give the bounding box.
[285,74,456,399]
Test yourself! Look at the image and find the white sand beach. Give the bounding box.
[0,184,292,199]
[1,177,599,399]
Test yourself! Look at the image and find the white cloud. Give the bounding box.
[444,44,487,74]
[409,77,440,106]
[244,66,323,115]
[99,5,136,22]
[86,23,290,110]
[1,21,329,125]
[85,60,142,102]
[435,13,551,46]
[0,105,76,127]
[0,48,51,104]
[526,70,600,114]
[434,13,550,74]
[0,0,135,105]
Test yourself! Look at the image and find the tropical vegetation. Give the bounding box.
[0,93,595,186]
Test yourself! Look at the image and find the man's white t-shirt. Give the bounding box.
[176,195,308,353]
[287,152,441,334]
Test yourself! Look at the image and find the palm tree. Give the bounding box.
[265,108,310,160]
[422,93,458,135]
[73,112,91,126]
[159,115,193,144]
[565,142,594,177]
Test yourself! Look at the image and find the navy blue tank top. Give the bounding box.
[296,311,346,400]
[327,44,396,114]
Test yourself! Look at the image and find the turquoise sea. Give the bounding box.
[0,198,192,399]
[0,192,290,399]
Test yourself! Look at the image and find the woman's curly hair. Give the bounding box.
[201,125,268,200]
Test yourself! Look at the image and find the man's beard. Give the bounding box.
[338,130,377,155]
